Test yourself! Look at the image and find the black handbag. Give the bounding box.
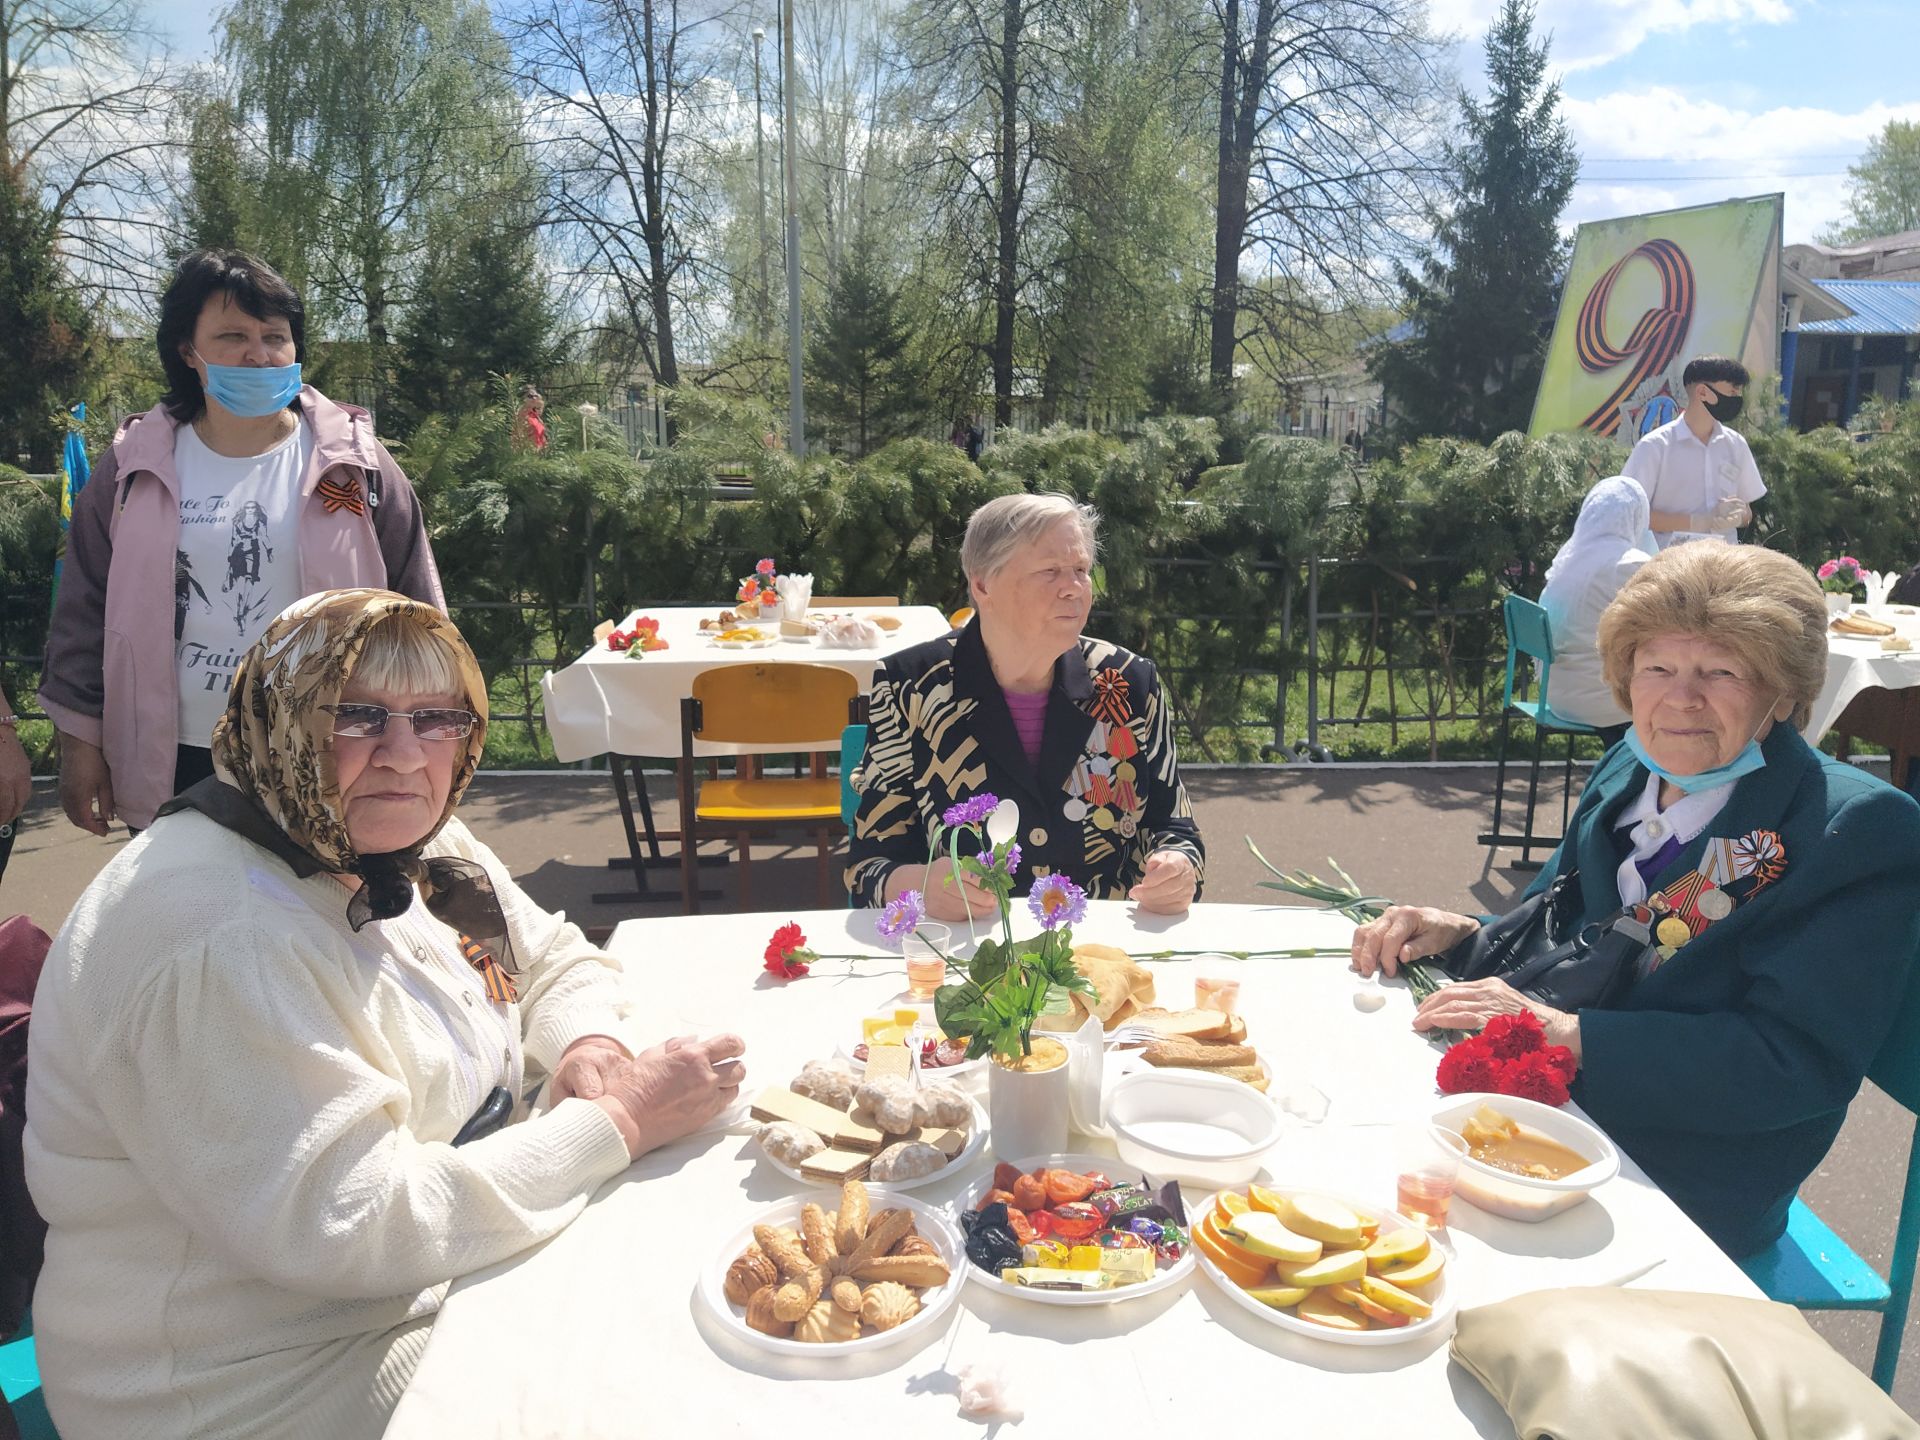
[1436,870,1651,1012]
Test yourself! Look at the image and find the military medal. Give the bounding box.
[1655,915,1693,949]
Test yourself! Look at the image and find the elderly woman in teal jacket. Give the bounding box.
[1353,542,1920,1258]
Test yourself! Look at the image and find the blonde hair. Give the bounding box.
[1596,542,1828,727]
[351,614,468,700]
[961,492,1099,581]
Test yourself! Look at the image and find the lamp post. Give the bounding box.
[751,26,770,344]
[781,0,805,456]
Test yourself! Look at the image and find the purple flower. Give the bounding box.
[996,842,1022,877]
[941,793,1000,829]
[878,889,926,939]
[1028,874,1088,931]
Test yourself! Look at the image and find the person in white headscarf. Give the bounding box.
[1536,476,1656,744]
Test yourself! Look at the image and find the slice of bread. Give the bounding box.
[1209,1065,1270,1091]
[1142,1039,1258,1068]
[1130,1007,1234,1041]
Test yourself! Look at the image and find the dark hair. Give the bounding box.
[157,250,306,422]
[1681,355,1749,391]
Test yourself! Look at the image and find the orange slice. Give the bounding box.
[1195,1211,1273,1289]
[1215,1189,1251,1220]
[1247,1184,1289,1217]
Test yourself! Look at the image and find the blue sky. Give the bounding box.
[144,0,1917,244]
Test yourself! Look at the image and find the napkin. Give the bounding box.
[1864,569,1895,609]
[774,572,814,620]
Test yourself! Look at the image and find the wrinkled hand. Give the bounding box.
[917,857,999,921]
[1349,905,1481,979]
[549,1033,633,1103]
[1129,850,1197,914]
[57,734,114,836]
[592,1033,747,1160]
[0,728,29,829]
[1412,976,1581,1059]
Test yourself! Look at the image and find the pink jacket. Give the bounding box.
[39,388,445,828]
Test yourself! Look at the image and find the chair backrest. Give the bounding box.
[948,606,975,628]
[840,723,868,827]
[688,664,860,748]
[809,596,899,608]
[1501,593,1560,709]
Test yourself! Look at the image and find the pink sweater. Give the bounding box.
[1003,687,1047,767]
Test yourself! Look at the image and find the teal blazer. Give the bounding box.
[1524,721,1920,1258]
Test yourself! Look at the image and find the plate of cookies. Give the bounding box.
[704,1180,966,1356]
[749,1055,987,1192]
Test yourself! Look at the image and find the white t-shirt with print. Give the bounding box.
[173,419,311,747]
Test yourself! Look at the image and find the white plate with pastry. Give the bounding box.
[702,1183,967,1357]
[756,1092,988,1193]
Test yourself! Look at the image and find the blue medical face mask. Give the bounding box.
[192,347,302,418]
[1625,697,1782,795]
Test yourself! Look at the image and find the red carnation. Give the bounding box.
[1500,1050,1572,1106]
[1436,1037,1504,1094]
[1481,1010,1546,1061]
[1538,1043,1578,1085]
[763,921,813,979]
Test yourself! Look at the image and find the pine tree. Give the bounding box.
[0,172,96,470]
[806,228,920,456]
[1369,0,1577,443]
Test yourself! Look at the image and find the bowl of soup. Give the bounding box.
[1431,1094,1620,1221]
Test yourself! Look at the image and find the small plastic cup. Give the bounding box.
[1395,1121,1468,1230]
[1191,955,1242,1014]
[903,923,952,1001]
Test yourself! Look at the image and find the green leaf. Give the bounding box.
[967,938,1010,988]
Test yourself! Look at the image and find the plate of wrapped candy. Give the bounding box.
[958,1154,1195,1306]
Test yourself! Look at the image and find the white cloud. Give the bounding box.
[1560,88,1920,241]
[1432,0,1794,75]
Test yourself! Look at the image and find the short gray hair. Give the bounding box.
[961,492,1100,582]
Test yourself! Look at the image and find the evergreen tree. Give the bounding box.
[807,229,920,456]
[1821,120,1920,245]
[1369,0,1577,443]
[0,172,96,470]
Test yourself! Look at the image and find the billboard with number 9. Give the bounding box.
[1530,194,1782,440]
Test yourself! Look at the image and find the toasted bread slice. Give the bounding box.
[1142,1039,1258,1068]
[1130,1007,1234,1041]
[1210,1064,1270,1091]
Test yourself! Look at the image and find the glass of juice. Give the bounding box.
[903,923,952,1000]
[1395,1122,1468,1230]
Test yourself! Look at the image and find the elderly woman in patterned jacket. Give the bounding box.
[847,492,1205,918]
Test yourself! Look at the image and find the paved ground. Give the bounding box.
[3,761,1913,1412]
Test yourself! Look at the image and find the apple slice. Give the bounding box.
[1360,1272,1434,1320]
[1375,1248,1447,1291]
[1365,1226,1431,1270]
[1274,1248,1367,1288]
[1244,1284,1312,1310]
[1221,1211,1323,1265]
[1296,1289,1369,1331]
[1275,1192,1365,1247]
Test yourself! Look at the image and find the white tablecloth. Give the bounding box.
[540,605,952,760]
[387,902,1763,1440]
[1804,607,1920,743]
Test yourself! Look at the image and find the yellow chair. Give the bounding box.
[809,595,900,608]
[678,664,866,914]
[948,606,975,628]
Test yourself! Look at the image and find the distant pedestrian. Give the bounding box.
[949,418,969,452]
[1622,356,1764,549]
[965,417,985,464]
[520,385,548,451]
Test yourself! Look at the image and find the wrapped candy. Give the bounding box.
[1146,1220,1186,1262]
[1027,1210,1058,1239]
[1098,1228,1149,1251]
[1004,1208,1038,1246]
[1089,1184,1146,1220]
[1046,1203,1105,1241]
[961,1202,1025,1277]
[1066,1245,1102,1271]
[1021,1239,1071,1268]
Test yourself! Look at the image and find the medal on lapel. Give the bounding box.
[1090,668,1131,726]
[1646,828,1788,956]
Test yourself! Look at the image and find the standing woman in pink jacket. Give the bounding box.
[39,249,445,834]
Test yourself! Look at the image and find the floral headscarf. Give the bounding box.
[158,589,514,960]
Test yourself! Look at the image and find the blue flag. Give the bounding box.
[53,402,89,598]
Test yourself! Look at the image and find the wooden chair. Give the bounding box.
[948,606,975,628]
[1477,593,1601,869]
[678,664,866,913]
[1739,958,1920,1392]
[809,596,900,608]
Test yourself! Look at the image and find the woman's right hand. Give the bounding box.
[1350,906,1481,979]
[889,859,998,921]
[591,1033,746,1160]
[58,734,115,836]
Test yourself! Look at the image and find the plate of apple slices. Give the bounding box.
[1191,1186,1456,1345]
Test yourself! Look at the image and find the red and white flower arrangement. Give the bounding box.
[1435,1011,1578,1107]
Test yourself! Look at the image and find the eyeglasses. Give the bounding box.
[321,703,478,741]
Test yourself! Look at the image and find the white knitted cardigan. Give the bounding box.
[25,811,637,1439]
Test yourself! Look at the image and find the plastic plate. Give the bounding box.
[755,1093,988,1193]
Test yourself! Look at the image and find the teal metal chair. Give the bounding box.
[1,1312,58,1439]
[839,723,868,908]
[1738,963,1920,1392]
[1477,593,1601,869]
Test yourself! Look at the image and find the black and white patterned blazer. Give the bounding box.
[846,618,1205,907]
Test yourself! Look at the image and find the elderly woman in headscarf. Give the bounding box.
[25,590,745,1440]
[847,491,1204,917]
[1352,544,1920,1258]
[1536,475,1657,748]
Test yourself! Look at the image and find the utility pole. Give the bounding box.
[781,0,805,455]
[751,26,770,344]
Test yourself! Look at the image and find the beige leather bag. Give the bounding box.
[1451,1288,1919,1440]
